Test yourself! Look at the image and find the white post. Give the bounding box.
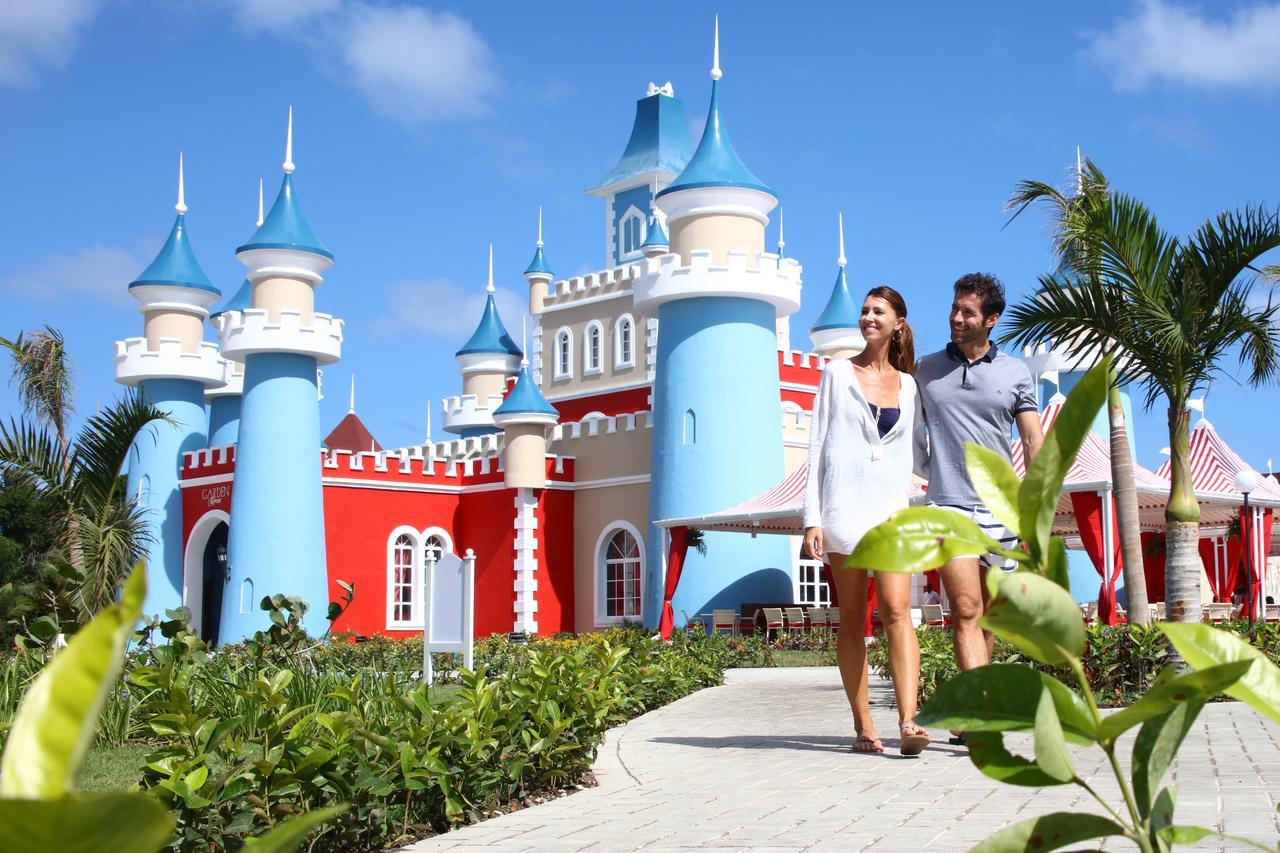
[422,551,437,686]
[1101,489,1115,612]
[463,548,476,672]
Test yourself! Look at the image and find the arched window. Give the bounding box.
[554,327,573,380]
[386,527,421,627]
[614,314,635,369]
[421,527,453,565]
[239,578,254,614]
[597,525,643,622]
[619,207,645,258]
[584,321,603,375]
[683,409,697,445]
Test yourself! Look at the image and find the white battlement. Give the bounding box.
[182,444,235,469]
[778,349,831,370]
[549,409,652,443]
[115,337,230,388]
[215,308,343,365]
[543,263,641,304]
[205,359,244,398]
[633,251,802,316]
[441,394,505,435]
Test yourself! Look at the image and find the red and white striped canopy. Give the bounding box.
[1154,419,1280,505]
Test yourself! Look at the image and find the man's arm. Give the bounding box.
[1015,410,1044,462]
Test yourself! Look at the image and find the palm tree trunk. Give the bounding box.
[1109,383,1149,623]
[1164,406,1202,624]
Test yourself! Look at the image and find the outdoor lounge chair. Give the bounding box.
[807,607,830,633]
[920,603,946,627]
[783,606,808,634]
[1266,604,1279,622]
[710,609,738,635]
[760,607,785,639]
[1080,601,1099,623]
[827,607,841,633]
[1204,603,1233,622]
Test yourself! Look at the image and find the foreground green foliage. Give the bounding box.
[851,357,1280,852]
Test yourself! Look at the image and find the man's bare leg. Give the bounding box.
[941,556,990,671]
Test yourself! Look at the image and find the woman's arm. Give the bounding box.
[803,368,831,546]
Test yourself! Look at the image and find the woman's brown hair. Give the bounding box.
[865,285,915,374]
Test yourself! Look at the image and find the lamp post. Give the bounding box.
[1235,469,1259,627]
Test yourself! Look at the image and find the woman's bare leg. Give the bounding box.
[873,571,921,727]
[827,556,876,749]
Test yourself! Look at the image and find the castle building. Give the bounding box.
[132,27,873,641]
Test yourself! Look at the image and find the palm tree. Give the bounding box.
[1003,156,1150,623]
[1003,194,1280,623]
[0,327,168,626]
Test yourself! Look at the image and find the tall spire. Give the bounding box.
[487,244,495,293]
[837,211,847,267]
[711,14,722,81]
[348,374,356,413]
[777,208,785,254]
[257,178,264,227]
[283,105,295,174]
[1076,145,1083,195]
[537,207,544,248]
[525,210,554,278]
[176,152,187,214]
[521,317,529,368]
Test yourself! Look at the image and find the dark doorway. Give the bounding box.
[201,522,228,646]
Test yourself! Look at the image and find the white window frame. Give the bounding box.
[614,313,635,369]
[386,525,421,628]
[795,558,831,607]
[421,526,454,565]
[553,327,573,380]
[584,321,604,375]
[618,206,645,260]
[594,521,645,626]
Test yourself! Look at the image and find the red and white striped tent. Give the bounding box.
[1154,418,1279,618]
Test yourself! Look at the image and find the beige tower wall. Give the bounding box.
[502,425,547,489]
[144,310,204,353]
[253,276,314,323]
[529,279,549,315]
[463,371,508,399]
[669,214,764,265]
[542,297,649,399]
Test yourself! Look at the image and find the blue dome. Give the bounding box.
[211,279,252,319]
[641,213,668,248]
[811,267,860,332]
[456,293,522,357]
[236,173,332,260]
[494,365,558,419]
[657,81,772,199]
[590,90,694,191]
[525,245,553,277]
[130,214,219,294]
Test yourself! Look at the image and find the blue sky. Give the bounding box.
[1,0,1278,474]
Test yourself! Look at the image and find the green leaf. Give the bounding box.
[1132,700,1204,818]
[1149,786,1175,852]
[0,565,146,799]
[847,507,1001,574]
[1017,357,1109,562]
[916,664,1097,743]
[966,732,1067,787]
[965,443,1023,537]
[1157,825,1273,851]
[242,805,347,852]
[969,812,1127,853]
[1097,660,1253,741]
[1033,687,1074,782]
[1046,536,1071,592]
[981,572,1086,665]
[0,792,173,853]
[1158,622,1280,726]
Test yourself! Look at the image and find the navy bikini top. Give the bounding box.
[867,401,900,438]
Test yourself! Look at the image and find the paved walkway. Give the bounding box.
[405,667,1280,851]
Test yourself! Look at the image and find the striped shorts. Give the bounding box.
[930,503,1018,571]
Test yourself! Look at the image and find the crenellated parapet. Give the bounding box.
[214,308,343,365]
[540,263,642,312]
[633,250,801,316]
[441,393,505,435]
[115,337,231,388]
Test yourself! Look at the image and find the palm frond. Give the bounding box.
[0,418,73,503]
[1176,205,1280,306]
[68,391,171,509]
[0,326,75,441]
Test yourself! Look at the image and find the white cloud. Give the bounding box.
[0,245,143,306]
[373,279,529,344]
[0,0,98,87]
[229,0,342,34]
[338,4,498,124]
[1084,0,1280,91]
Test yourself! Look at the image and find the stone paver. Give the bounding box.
[404,668,1280,851]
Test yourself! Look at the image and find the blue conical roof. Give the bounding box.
[211,279,252,319]
[525,245,553,277]
[494,365,558,419]
[657,81,772,198]
[641,213,668,249]
[590,90,694,191]
[237,173,332,259]
[811,267,860,332]
[130,214,219,294]
[456,293,522,357]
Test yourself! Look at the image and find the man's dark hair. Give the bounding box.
[953,272,1006,319]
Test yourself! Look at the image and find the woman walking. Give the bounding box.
[803,285,929,755]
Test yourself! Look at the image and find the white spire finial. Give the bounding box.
[711,16,722,81]
[1076,145,1083,195]
[837,211,847,267]
[176,152,187,214]
[537,207,544,248]
[283,106,295,174]
[486,244,495,293]
[777,208,785,250]
[257,178,264,227]
[348,374,355,413]
[521,317,529,368]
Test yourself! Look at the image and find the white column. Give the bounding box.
[513,488,539,635]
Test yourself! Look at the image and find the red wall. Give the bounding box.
[456,488,518,637]
[552,386,652,421]
[534,485,576,633]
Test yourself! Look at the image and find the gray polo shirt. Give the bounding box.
[915,342,1038,507]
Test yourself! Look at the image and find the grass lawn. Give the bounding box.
[771,650,835,667]
[78,744,150,792]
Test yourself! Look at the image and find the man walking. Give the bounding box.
[916,274,1044,690]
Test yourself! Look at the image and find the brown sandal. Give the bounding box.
[852,734,884,753]
[900,723,930,757]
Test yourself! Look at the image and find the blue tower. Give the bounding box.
[808,214,866,357]
[116,154,229,617]
[442,246,523,438]
[216,110,343,639]
[635,20,802,627]
[206,279,250,446]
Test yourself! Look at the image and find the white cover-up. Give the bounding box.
[802,359,927,560]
